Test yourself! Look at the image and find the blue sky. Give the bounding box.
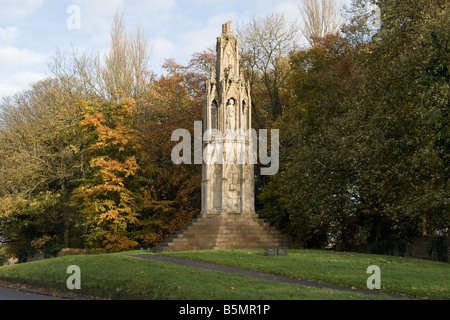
[0,0,351,98]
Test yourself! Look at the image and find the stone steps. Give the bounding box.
[158,213,292,252]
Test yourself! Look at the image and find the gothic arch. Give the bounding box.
[211,100,218,129]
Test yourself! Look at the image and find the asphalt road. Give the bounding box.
[0,285,60,300]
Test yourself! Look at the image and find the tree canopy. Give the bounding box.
[0,1,448,259]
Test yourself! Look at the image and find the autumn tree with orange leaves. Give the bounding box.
[71,96,144,251]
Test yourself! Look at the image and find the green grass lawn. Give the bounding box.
[149,249,449,300]
[0,249,447,300]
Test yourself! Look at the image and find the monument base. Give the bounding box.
[157,212,292,252]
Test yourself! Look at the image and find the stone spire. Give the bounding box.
[157,22,291,252]
[202,21,254,215]
[222,20,233,35]
[215,21,240,84]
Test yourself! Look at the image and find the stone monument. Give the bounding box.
[159,21,291,251]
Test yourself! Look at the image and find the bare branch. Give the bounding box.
[299,0,342,45]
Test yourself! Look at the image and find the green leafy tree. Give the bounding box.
[0,78,86,259]
[259,0,449,249]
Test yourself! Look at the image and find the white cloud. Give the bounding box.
[62,0,123,49]
[150,38,177,67]
[0,83,19,98]
[73,0,177,49]
[272,1,301,23]
[0,45,48,98]
[70,0,179,71]
[0,71,47,98]
[139,0,177,12]
[0,27,21,45]
[80,0,124,19]
[191,0,217,6]
[0,46,48,72]
[0,0,43,20]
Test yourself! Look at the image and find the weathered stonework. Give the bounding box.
[159,21,291,252]
[202,20,254,215]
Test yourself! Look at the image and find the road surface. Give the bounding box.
[0,285,61,300]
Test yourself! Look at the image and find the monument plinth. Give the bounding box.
[159,21,291,251]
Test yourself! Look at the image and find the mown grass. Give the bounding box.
[0,251,402,300]
[149,249,449,300]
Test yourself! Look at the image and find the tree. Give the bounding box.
[134,55,206,247]
[0,13,207,254]
[352,0,450,241]
[49,11,152,104]
[259,34,355,248]
[101,12,151,102]
[0,78,87,259]
[0,11,154,257]
[71,97,144,251]
[299,0,341,45]
[239,12,301,123]
[259,0,449,249]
